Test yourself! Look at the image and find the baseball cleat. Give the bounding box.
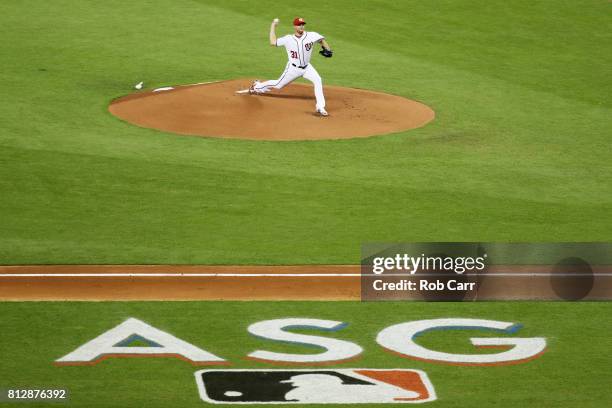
[316,108,329,117]
[249,80,259,94]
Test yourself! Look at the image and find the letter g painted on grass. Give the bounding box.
[376,318,546,366]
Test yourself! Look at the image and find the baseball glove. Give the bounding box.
[319,48,333,58]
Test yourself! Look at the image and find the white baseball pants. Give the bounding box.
[253,62,326,110]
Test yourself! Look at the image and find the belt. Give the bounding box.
[292,63,308,69]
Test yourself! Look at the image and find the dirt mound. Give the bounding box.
[109,79,435,141]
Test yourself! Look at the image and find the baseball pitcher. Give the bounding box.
[249,17,333,116]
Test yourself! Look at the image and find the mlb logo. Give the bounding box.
[194,369,436,404]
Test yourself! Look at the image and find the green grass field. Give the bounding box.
[1,301,610,407]
[1,0,610,264]
[1,1,611,406]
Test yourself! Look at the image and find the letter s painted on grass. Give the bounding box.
[247,318,363,364]
[376,318,546,366]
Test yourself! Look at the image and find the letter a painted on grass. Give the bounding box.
[56,318,226,365]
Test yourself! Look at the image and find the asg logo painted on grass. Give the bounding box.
[195,369,436,404]
[55,317,546,366]
[55,317,546,404]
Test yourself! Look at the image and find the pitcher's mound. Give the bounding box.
[109,79,435,141]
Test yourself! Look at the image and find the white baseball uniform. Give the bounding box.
[252,31,326,111]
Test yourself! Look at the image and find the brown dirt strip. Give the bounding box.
[0,265,610,301]
[0,265,360,301]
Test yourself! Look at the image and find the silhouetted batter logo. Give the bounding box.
[194,369,436,404]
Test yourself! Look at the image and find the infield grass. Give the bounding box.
[1,0,611,264]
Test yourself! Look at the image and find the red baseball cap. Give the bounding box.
[293,17,306,26]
